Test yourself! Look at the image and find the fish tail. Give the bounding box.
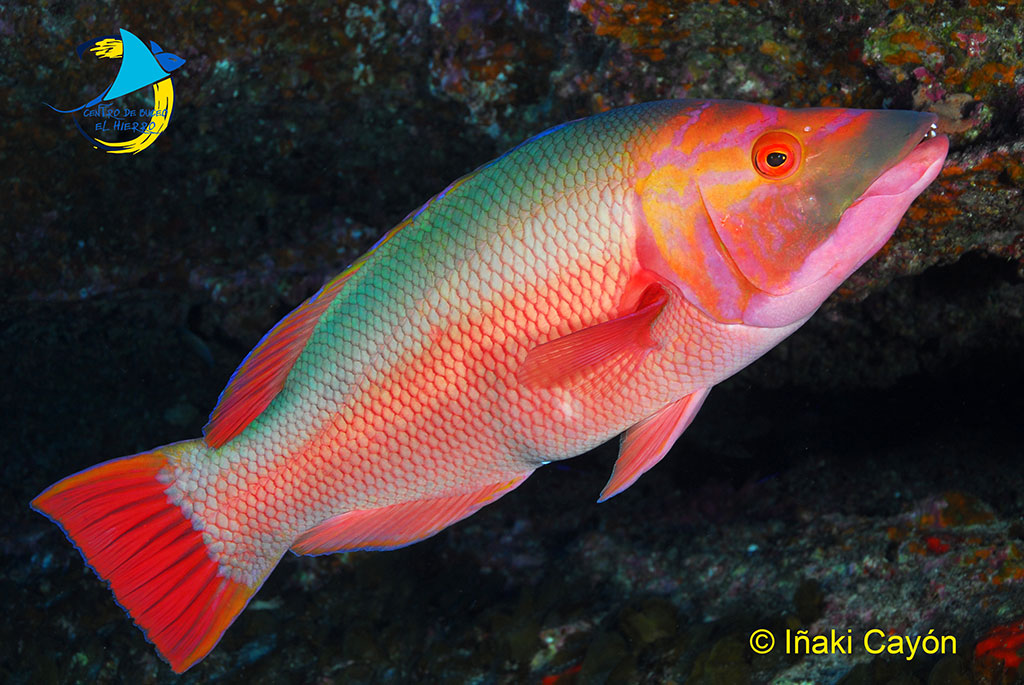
[44,93,103,114]
[31,441,259,673]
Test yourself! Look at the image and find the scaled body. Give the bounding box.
[33,99,948,671]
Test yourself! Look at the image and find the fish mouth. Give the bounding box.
[855,123,943,200]
[737,125,949,328]
[825,127,949,275]
[774,122,949,293]
[775,118,948,295]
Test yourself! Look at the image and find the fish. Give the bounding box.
[32,99,949,672]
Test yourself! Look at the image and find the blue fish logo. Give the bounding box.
[47,28,186,154]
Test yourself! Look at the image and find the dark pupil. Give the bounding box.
[766,151,787,167]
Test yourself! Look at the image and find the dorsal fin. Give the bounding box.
[203,268,353,448]
[203,217,417,448]
[204,127,576,449]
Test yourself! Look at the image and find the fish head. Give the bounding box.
[635,100,948,328]
[154,50,186,73]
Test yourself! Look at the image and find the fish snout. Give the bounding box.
[857,109,939,177]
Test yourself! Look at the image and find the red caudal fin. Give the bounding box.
[31,443,258,673]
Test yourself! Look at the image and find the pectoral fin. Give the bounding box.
[518,277,670,398]
[599,388,710,502]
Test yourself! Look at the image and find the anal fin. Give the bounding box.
[599,388,710,501]
[291,474,532,555]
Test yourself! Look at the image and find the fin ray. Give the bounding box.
[31,444,264,673]
[519,280,670,395]
[204,150,524,449]
[203,267,355,447]
[204,203,435,448]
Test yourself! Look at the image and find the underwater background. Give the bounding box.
[2,0,1023,683]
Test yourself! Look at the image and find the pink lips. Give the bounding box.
[781,133,949,294]
[856,134,950,201]
[741,133,949,328]
[835,133,949,273]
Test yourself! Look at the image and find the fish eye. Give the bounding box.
[752,131,801,179]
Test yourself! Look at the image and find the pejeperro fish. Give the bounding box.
[33,99,949,671]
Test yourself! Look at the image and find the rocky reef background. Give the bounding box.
[2,1,1022,683]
